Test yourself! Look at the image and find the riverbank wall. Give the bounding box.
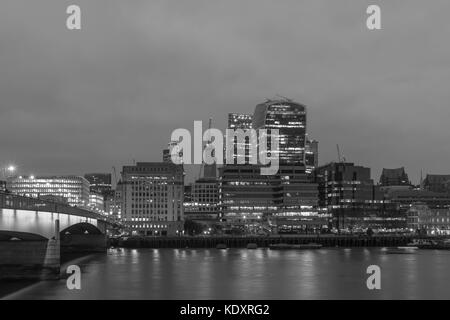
[113,235,420,249]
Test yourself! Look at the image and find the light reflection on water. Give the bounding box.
[3,248,450,300]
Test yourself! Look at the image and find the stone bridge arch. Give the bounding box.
[60,222,103,235]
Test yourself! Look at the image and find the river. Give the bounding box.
[2,248,450,299]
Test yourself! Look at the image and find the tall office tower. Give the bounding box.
[379,167,410,186]
[121,162,184,236]
[305,139,319,174]
[253,98,307,166]
[227,113,254,164]
[84,173,112,196]
[8,175,90,208]
[314,163,402,231]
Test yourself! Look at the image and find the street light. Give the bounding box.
[1,164,17,180]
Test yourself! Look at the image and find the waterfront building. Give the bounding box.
[407,203,450,235]
[0,180,6,192]
[8,175,90,208]
[184,177,219,221]
[314,162,404,231]
[121,162,184,236]
[84,173,112,197]
[305,139,319,174]
[219,164,325,234]
[423,174,450,193]
[385,188,450,211]
[253,98,307,165]
[379,167,410,186]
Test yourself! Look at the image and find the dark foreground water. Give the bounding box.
[3,248,450,299]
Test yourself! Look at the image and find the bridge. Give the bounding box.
[0,192,122,280]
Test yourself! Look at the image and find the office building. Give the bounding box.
[226,113,254,165]
[314,162,403,231]
[105,186,122,219]
[253,98,307,165]
[121,162,184,236]
[8,175,90,208]
[88,191,105,212]
[184,177,219,221]
[84,173,112,197]
[219,164,325,234]
[407,203,450,235]
[305,139,319,174]
[385,188,450,211]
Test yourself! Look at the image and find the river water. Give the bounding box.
[2,248,450,299]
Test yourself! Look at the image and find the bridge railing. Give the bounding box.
[0,191,108,222]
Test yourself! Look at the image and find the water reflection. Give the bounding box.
[3,248,450,300]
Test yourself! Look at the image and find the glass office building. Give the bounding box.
[253,99,307,166]
[8,175,90,208]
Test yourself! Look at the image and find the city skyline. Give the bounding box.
[2,1,450,184]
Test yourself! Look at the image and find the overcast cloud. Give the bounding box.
[1,0,449,183]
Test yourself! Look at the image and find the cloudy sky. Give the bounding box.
[1,0,449,184]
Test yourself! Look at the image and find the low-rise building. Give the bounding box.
[407,204,450,235]
[8,175,90,208]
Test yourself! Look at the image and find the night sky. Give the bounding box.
[1,0,449,184]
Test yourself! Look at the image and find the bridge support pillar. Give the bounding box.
[0,219,61,280]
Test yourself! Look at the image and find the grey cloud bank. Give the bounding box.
[1,0,449,183]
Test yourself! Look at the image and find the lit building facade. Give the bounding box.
[314,163,403,231]
[8,175,90,208]
[88,191,105,212]
[385,188,450,211]
[253,98,307,165]
[407,203,450,235]
[184,178,219,221]
[84,173,112,197]
[219,164,325,234]
[305,139,319,174]
[104,185,122,219]
[121,162,184,236]
[226,113,254,164]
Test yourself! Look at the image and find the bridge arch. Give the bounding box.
[60,222,103,235]
[0,230,48,241]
